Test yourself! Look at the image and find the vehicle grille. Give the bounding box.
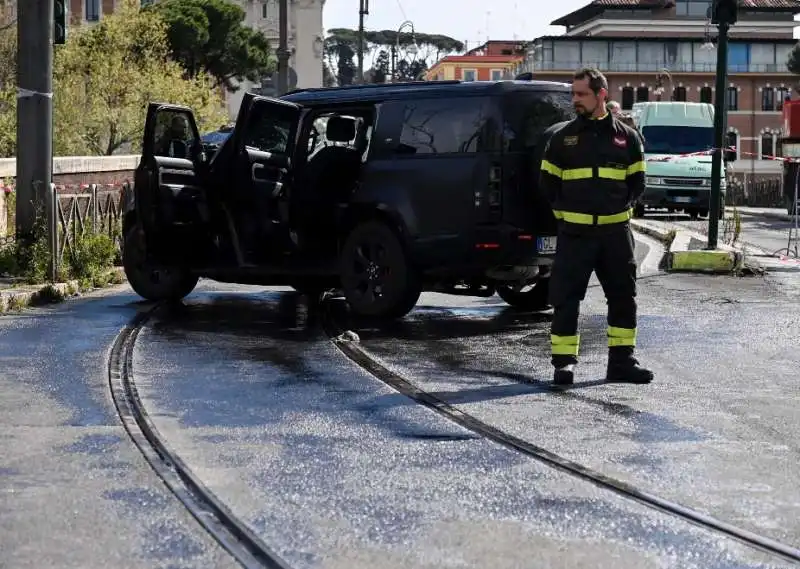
[664,178,704,187]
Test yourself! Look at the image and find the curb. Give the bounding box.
[630,220,749,274]
[0,267,126,313]
[668,232,737,273]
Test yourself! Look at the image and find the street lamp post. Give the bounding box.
[392,20,417,82]
[708,0,738,249]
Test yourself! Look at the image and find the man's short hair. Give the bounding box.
[573,67,608,95]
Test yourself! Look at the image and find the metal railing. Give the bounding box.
[53,183,123,264]
[726,176,783,207]
[534,60,788,74]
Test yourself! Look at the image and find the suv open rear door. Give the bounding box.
[231,93,304,204]
[134,102,208,264]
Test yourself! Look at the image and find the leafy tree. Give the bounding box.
[367,50,390,84]
[788,42,800,79]
[145,0,275,91]
[325,27,463,84]
[324,29,358,86]
[53,0,227,156]
[0,10,15,156]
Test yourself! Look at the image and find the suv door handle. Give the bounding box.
[251,163,264,180]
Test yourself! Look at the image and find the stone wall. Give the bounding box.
[0,155,140,191]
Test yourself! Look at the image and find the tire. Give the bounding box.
[122,225,198,302]
[698,208,709,218]
[339,220,422,319]
[496,278,551,311]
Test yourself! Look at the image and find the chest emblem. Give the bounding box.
[613,136,627,148]
[564,135,579,146]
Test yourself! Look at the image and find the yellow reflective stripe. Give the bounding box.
[552,208,633,225]
[597,208,633,225]
[608,326,637,347]
[561,168,593,180]
[551,334,580,356]
[608,326,636,338]
[626,160,646,175]
[597,167,627,181]
[541,160,562,178]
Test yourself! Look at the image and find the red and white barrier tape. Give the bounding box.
[647,146,800,164]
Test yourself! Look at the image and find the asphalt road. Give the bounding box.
[3,232,800,568]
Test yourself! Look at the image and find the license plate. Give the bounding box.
[674,196,694,203]
[536,236,557,254]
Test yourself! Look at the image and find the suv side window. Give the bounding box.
[503,91,574,152]
[397,97,496,154]
[243,103,295,154]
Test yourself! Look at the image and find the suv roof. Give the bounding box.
[281,79,571,105]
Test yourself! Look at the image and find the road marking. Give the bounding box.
[634,231,665,276]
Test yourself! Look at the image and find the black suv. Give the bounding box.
[121,80,575,319]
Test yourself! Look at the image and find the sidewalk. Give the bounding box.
[730,206,796,222]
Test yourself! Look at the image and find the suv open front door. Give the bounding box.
[134,102,208,265]
[228,93,304,261]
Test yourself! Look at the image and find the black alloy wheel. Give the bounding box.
[339,221,422,319]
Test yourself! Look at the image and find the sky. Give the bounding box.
[321,0,588,50]
[321,0,800,49]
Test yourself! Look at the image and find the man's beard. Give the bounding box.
[575,105,593,117]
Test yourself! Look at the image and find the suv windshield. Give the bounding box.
[503,90,575,151]
[641,125,713,155]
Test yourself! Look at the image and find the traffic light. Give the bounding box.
[54,0,67,45]
[711,0,738,25]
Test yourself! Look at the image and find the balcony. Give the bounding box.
[534,61,790,74]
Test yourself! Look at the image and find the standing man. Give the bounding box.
[539,67,654,386]
[606,100,622,116]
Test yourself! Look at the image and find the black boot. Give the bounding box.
[606,356,653,384]
[553,364,575,387]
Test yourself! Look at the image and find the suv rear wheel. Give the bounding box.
[496,278,550,311]
[123,225,198,302]
[339,220,422,319]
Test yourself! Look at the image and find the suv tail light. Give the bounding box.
[477,163,502,222]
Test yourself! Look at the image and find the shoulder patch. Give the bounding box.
[612,136,627,148]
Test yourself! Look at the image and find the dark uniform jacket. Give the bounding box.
[539,113,646,232]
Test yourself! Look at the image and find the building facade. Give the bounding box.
[512,0,800,183]
[226,0,325,118]
[425,41,524,82]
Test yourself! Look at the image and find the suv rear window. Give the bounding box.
[503,91,574,152]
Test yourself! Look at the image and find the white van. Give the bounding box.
[634,101,728,219]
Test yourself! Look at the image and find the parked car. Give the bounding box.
[120,79,575,319]
[200,124,234,156]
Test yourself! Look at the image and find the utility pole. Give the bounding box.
[276,0,290,95]
[357,0,368,83]
[707,0,737,249]
[16,0,54,240]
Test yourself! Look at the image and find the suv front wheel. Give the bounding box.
[123,225,198,302]
[339,220,422,319]
[496,278,551,311]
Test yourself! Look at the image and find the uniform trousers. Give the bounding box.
[548,223,638,368]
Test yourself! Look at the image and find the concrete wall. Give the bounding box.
[0,155,139,189]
